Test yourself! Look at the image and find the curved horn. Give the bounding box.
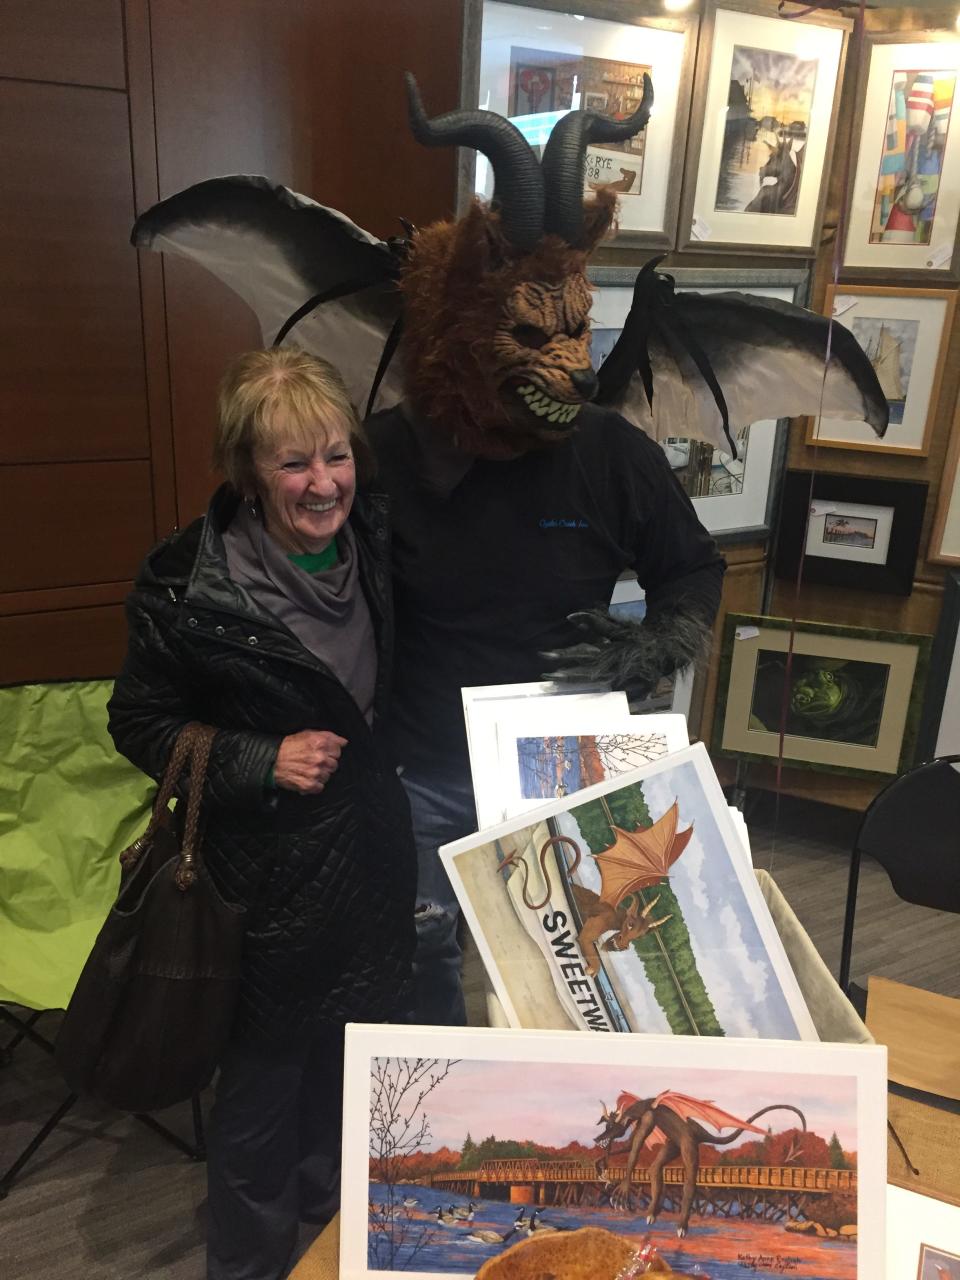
[404,72,544,251]
[541,74,654,243]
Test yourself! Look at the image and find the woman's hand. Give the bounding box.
[274,730,348,794]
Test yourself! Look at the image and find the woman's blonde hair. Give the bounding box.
[213,347,372,493]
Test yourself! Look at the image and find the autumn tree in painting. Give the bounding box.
[368,1057,459,1271]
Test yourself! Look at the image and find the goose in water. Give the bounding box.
[402,1197,418,1208]
[466,1225,518,1246]
[526,1210,560,1234]
[435,1206,460,1227]
[452,1202,476,1222]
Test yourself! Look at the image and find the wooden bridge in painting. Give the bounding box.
[427,1160,857,1222]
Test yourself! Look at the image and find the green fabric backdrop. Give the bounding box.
[0,680,153,1010]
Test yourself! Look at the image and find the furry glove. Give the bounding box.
[542,607,710,702]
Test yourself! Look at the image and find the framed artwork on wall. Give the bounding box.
[930,394,960,563]
[678,0,848,255]
[589,266,804,540]
[807,285,955,456]
[843,33,960,281]
[713,613,932,777]
[917,570,960,759]
[461,0,699,248]
[774,470,928,596]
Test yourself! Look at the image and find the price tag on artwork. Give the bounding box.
[832,296,857,318]
[690,215,712,241]
[735,625,760,641]
[925,242,952,269]
[810,502,837,517]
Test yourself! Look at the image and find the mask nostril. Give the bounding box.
[569,367,599,400]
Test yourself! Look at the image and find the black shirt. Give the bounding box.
[365,404,726,776]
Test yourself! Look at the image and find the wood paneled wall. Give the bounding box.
[1,0,465,684]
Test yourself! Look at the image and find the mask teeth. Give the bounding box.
[515,384,581,425]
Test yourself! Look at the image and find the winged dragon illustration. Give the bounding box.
[501,800,693,977]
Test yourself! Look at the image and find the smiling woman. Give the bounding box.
[106,345,417,1279]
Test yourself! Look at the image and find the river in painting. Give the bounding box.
[366,1184,855,1280]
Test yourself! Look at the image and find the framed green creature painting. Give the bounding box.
[713,614,932,777]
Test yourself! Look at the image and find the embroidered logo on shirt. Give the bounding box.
[539,517,589,529]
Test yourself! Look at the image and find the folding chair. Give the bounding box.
[0,680,206,1198]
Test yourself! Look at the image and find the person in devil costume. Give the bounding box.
[130,77,888,1028]
[362,79,727,1024]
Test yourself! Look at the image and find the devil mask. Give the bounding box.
[400,74,653,458]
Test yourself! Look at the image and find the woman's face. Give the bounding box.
[253,420,357,555]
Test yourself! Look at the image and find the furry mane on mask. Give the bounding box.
[398,75,651,458]
[401,192,617,457]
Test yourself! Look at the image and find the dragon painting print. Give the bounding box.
[339,1026,887,1280]
[440,743,817,1041]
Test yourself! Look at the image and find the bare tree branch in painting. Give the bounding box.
[368,1057,460,1271]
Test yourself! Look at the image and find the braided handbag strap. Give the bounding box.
[120,722,216,888]
[175,724,216,889]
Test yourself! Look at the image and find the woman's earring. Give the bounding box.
[247,496,259,519]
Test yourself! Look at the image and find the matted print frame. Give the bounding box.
[774,469,928,597]
[843,32,960,282]
[441,742,818,1040]
[806,285,955,457]
[930,392,960,563]
[341,1023,887,1280]
[713,613,932,777]
[917,569,960,758]
[886,1185,960,1277]
[589,266,802,540]
[678,0,849,255]
[460,0,699,248]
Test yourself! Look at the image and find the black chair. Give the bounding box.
[838,754,960,994]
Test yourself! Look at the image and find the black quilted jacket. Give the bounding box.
[107,485,417,1047]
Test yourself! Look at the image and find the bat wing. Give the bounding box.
[593,800,692,906]
[653,1091,767,1135]
[595,266,888,453]
[132,174,404,412]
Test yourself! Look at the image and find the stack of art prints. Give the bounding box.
[441,743,815,1038]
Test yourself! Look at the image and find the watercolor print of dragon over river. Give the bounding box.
[339,1025,887,1280]
[441,744,816,1039]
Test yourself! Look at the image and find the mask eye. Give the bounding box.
[512,324,550,349]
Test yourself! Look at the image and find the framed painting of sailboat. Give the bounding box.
[806,285,955,456]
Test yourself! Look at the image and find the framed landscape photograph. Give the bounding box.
[441,742,817,1039]
[679,0,848,254]
[774,470,928,596]
[807,285,954,456]
[917,570,960,759]
[714,614,932,777]
[930,394,960,563]
[463,0,698,247]
[590,266,802,539]
[341,1023,886,1280]
[843,33,960,280]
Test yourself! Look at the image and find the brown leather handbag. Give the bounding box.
[56,723,245,1113]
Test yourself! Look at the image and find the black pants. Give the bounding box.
[206,1027,344,1280]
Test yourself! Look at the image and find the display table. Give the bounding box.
[291,1215,340,1280]
[291,870,872,1279]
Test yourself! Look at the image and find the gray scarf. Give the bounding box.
[223,503,376,724]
